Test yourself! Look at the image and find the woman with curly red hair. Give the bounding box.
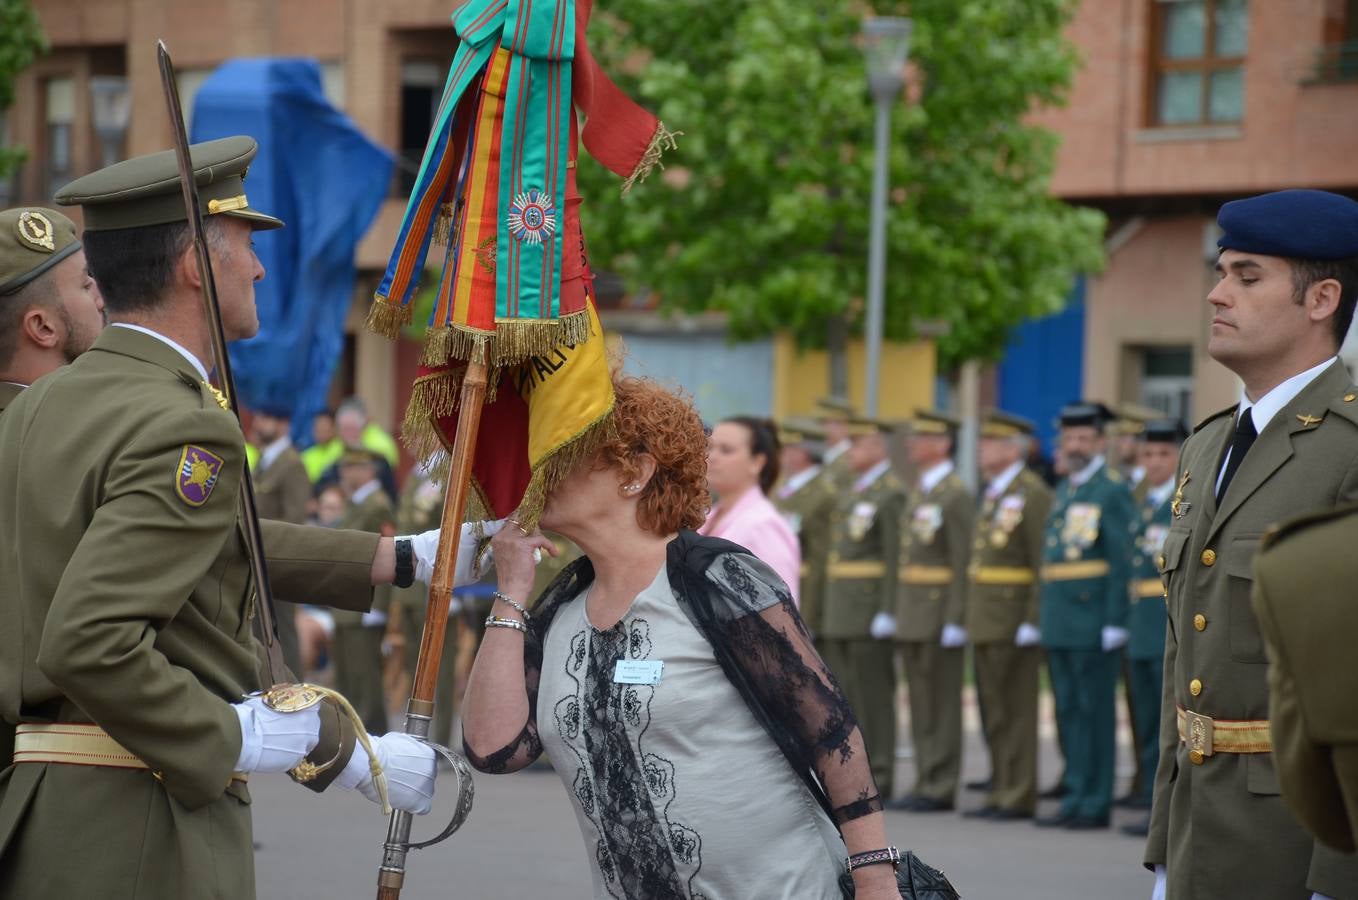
[460,376,900,900]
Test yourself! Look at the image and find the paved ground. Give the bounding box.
[253,687,1155,899]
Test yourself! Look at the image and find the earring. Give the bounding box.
[625,483,641,494]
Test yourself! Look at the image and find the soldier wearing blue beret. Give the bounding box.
[1145,189,1358,900]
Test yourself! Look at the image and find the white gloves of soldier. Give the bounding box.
[869,612,897,640]
[404,519,508,587]
[1014,622,1042,647]
[940,623,968,648]
[1101,625,1130,653]
[336,732,438,815]
[233,696,321,774]
[1151,865,1166,900]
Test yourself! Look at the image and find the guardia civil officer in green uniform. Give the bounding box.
[890,410,972,812]
[1253,505,1358,857]
[962,410,1052,821]
[1034,401,1135,830]
[1119,419,1183,837]
[1146,190,1358,900]
[771,417,838,639]
[819,416,905,795]
[0,138,457,899]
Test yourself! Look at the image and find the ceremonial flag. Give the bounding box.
[368,0,676,522]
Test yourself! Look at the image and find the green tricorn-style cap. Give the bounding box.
[54,135,283,233]
[907,409,960,435]
[980,408,1035,438]
[777,416,827,445]
[0,207,81,295]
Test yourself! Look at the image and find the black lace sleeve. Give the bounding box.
[686,548,884,825]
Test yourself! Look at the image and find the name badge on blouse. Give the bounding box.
[614,659,664,685]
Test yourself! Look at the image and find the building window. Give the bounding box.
[396,60,446,196]
[43,77,75,197]
[1151,0,1249,126]
[1139,346,1194,424]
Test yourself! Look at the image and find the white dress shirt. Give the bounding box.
[111,323,210,382]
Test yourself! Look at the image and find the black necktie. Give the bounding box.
[1216,407,1257,503]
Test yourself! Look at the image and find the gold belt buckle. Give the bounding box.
[1185,709,1215,760]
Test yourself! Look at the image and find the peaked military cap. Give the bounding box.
[980,409,1035,438]
[1109,402,1162,436]
[816,396,856,418]
[845,415,894,437]
[778,416,827,445]
[0,207,81,295]
[1144,419,1187,445]
[55,135,283,233]
[1217,189,1358,261]
[908,409,960,435]
[339,445,381,466]
[1058,401,1115,430]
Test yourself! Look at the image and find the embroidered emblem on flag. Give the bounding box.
[507,189,557,245]
[175,445,225,507]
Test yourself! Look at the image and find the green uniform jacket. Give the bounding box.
[1147,360,1358,900]
[253,444,311,525]
[896,470,972,641]
[332,486,395,626]
[1128,485,1172,661]
[965,467,1052,644]
[1253,505,1358,857]
[1039,461,1135,649]
[0,327,380,899]
[821,467,905,639]
[772,467,838,635]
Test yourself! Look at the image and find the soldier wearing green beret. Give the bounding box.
[0,207,105,413]
[771,417,838,642]
[0,137,452,899]
[1034,402,1136,831]
[819,417,905,795]
[1145,189,1358,900]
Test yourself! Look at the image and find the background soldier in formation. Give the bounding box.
[1036,402,1134,831]
[815,395,857,490]
[771,418,837,642]
[891,410,972,813]
[819,417,905,796]
[963,410,1052,821]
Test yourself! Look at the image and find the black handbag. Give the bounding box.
[837,849,962,899]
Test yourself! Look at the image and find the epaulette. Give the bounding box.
[1327,386,1358,429]
[1193,404,1237,434]
[1260,501,1358,551]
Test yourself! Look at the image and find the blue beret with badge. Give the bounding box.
[1217,189,1358,261]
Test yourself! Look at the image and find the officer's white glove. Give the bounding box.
[1101,625,1130,652]
[1311,893,1337,900]
[869,612,897,640]
[940,623,968,648]
[404,519,508,587]
[336,732,438,815]
[1150,865,1166,900]
[1014,622,1042,647]
[232,696,321,774]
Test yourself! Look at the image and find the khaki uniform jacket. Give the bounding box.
[332,487,395,626]
[821,467,905,639]
[0,327,380,899]
[0,382,22,414]
[1147,360,1358,899]
[965,468,1052,644]
[1253,505,1358,857]
[772,467,838,635]
[896,471,973,641]
[253,444,311,525]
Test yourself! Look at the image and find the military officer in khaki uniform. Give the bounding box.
[819,417,905,794]
[1146,190,1358,900]
[962,410,1053,820]
[0,138,454,899]
[772,417,838,638]
[890,410,972,812]
[815,395,857,491]
[0,207,105,414]
[1253,505,1358,857]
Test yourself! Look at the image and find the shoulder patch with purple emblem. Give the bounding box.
[176,445,224,507]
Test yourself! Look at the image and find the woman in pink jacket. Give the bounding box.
[700,416,802,605]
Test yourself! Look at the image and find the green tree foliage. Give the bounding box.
[0,0,46,179]
[576,0,1106,366]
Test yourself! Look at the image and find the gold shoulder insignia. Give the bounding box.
[202,381,230,411]
[1295,413,1323,428]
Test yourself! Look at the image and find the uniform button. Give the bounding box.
[1346,394,1356,403]
[1190,678,1203,696]
[1189,750,1204,765]
[1157,554,1165,569]
[1200,549,1216,567]
[1193,614,1207,631]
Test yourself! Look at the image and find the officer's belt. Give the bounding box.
[898,565,953,585]
[828,560,886,579]
[1132,577,1166,599]
[1176,706,1272,758]
[968,566,1035,585]
[14,722,249,783]
[1040,560,1111,581]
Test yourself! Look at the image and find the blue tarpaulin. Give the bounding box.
[190,58,392,445]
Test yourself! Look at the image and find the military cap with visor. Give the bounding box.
[907,409,961,436]
[0,207,81,295]
[816,396,857,418]
[1143,419,1188,445]
[1058,401,1115,430]
[54,135,283,233]
[844,415,894,437]
[1217,189,1358,261]
[339,445,382,467]
[980,409,1035,439]
[778,416,828,446]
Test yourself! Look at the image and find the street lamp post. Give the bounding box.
[860,17,911,417]
[89,76,131,168]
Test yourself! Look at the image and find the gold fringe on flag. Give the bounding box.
[431,202,457,246]
[365,294,413,341]
[512,408,616,529]
[417,309,593,370]
[621,123,681,196]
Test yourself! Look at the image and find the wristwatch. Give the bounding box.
[394,537,415,588]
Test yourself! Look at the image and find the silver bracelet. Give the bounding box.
[492,590,532,620]
[484,614,528,634]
